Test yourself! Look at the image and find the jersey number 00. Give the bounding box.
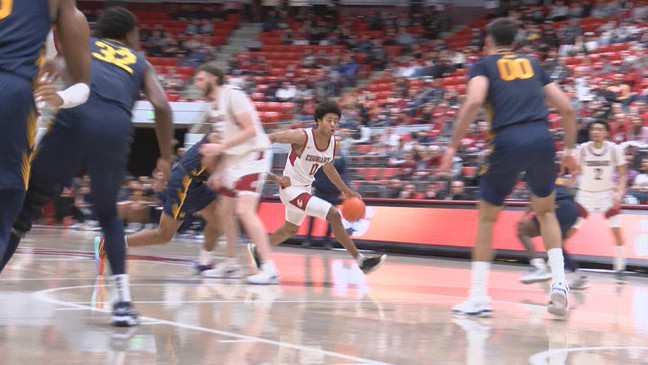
[497,58,534,81]
[0,0,13,20]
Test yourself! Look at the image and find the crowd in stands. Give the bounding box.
[69,1,648,206]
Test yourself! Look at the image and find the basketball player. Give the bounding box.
[574,120,627,283]
[440,18,577,317]
[95,135,220,275]
[248,101,387,275]
[194,62,278,285]
[516,175,589,290]
[0,0,91,273]
[4,7,174,327]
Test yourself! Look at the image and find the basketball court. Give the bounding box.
[1,228,647,364]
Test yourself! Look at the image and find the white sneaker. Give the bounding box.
[452,297,492,317]
[519,268,552,284]
[202,260,243,279]
[548,282,569,317]
[246,261,279,285]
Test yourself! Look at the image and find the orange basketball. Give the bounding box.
[341,197,366,222]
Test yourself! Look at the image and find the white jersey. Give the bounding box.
[576,141,625,192]
[207,85,270,155]
[283,128,336,188]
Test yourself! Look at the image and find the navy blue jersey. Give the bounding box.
[0,0,51,82]
[469,53,552,131]
[555,184,574,202]
[89,37,147,114]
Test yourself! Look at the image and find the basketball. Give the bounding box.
[341,197,366,222]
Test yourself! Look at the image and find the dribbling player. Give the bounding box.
[248,101,387,275]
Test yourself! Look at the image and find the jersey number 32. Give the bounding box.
[92,40,136,74]
[497,58,534,81]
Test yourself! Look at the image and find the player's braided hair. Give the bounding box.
[94,6,137,41]
[196,62,226,86]
[313,101,341,125]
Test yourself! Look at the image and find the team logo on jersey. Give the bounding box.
[297,199,304,208]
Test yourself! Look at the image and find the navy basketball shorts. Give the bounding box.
[0,72,37,190]
[163,138,217,220]
[479,121,556,206]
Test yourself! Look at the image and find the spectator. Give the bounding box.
[200,19,214,35]
[276,82,297,102]
[446,180,469,200]
[185,19,200,35]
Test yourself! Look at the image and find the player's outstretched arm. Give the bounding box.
[322,162,355,198]
[142,62,174,179]
[439,76,488,172]
[268,129,308,153]
[544,82,577,173]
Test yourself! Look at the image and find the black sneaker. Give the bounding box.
[112,301,139,327]
[248,243,262,270]
[359,254,387,275]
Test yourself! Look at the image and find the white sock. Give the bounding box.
[530,258,547,271]
[124,235,129,248]
[469,261,490,299]
[261,260,277,273]
[199,249,214,265]
[614,246,626,271]
[356,254,366,265]
[112,274,132,302]
[547,248,567,286]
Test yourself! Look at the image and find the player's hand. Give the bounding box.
[200,143,224,157]
[155,158,172,182]
[613,191,623,208]
[272,175,291,188]
[560,155,577,175]
[207,173,221,191]
[438,146,456,174]
[34,74,63,109]
[343,189,361,200]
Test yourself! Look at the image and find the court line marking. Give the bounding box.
[72,299,459,305]
[528,346,648,365]
[32,284,393,365]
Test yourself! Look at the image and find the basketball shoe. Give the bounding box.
[112,301,139,327]
[548,281,569,317]
[358,254,387,275]
[452,297,493,317]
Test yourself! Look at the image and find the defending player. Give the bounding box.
[248,101,387,275]
[440,18,577,317]
[516,175,589,290]
[95,134,221,275]
[0,0,91,273]
[574,120,628,283]
[4,7,174,327]
[195,62,279,284]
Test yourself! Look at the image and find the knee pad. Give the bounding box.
[12,187,51,237]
